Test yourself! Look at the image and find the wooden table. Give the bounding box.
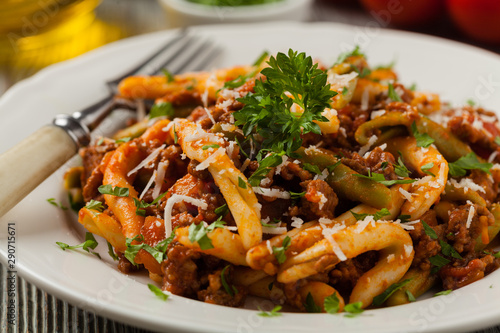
[1,1,499,332]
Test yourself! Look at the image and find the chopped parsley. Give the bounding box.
[429,255,451,274]
[148,284,169,301]
[495,136,500,146]
[98,185,129,197]
[411,122,435,148]
[421,162,435,177]
[124,231,176,266]
[238,176,247,189]
[439,240,463,259]
[354,169,415,186]
[258,305,282,317]
[421,221,438,240]
[406,290,416,302]
[350,208,390,221]
[188,220,226,250]
[202,144,220,150]
[247,152,283,187]
[272,236,291,264]
[214,203,229,216]
[448,152,493,177]
[334,45,365,66]
[290,191,306,199]
[324,293,341,314]
[107,241,119,261]
[115,137,131,144]
[397,214,411,223]
[56,232,100,258]
[302,163,323,175]
[466,99,476,107]
[394,156,411,178]
[132,191,168,216]
[409,83,417,91]
[47,198,68,210]
[221,265,238,296]
[388,83,402,102]
[344,302,364,317]
[433,290,452,297]
[161,68,174,82]
[304,292,322,313]
[173,124,178,144]
[149,102,174,119]
[372,279,412,306]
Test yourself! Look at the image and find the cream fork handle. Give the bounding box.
[0,125,77,217]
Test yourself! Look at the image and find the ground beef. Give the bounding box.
[333,104,370,150]
[197,267,246,307]
[79,140,117,202]
[300,180,338,219]
[409,210,443,271]
[446,203,494,255]
[187,160,211,180]
[280,161,313,182]
[329,251,378,299]
[469,170,498,206]
[162,243,202,297]
[341,147,398,180]
[440,254,500,290]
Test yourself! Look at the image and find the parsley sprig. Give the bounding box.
[124,230,177,266]
[56,232,101,258]
[350,208,390,221]
[273,236,291,264]
[448,152,492,177]
[188,220,226,250]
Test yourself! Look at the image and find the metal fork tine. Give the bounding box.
[183,45,223,73]
[162,38,214,75]
[106,29,188,87]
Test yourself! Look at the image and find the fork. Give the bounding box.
[0,31,222,217]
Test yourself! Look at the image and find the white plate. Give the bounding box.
[1,22,500,333]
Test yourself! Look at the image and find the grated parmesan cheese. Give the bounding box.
[195,147,226,171]
[313,169,329,181]
[355,215,374,234]
[371,110,386,119]
[152,161,168,199]
[399,187,414,202]
[404,244,413,258]
[387,254,395,263]
[447,178,485,194]
[291,216,304,228]
[358,135,377,156]
[320,224,347,261]
[466,204,475,229]
[127,144,165,177]
[266,240,273,254]
[164,195,208,238]
[252,187,291,199]
[140,170,157,200]
[262,227,287,235]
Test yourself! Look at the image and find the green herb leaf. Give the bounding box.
[124,233,173,266]
[248,153,283,187]
[98,185,129,197]
[493,252,500,259]
[372,279,412,306]
[252,50,269,67]
[421,162,435,177]
[344,302,364,317]
[234,49,335,158]
[56,232,100,258]
[350,208,390,221]
[148,284,169,301]
[302,163,323,175]
[327,160,342,173]
[272,236,291,264]
[188,220,226,250]
[221,265,236,296]
[422,221,438,240]
[290,191,306,199]
[47,198,68,210]
[429,255,450,273]
[466,99,476,107]
[433,290,452,297]
[324,293,340,314]
[173,124,178,144]
[411,122,435,148]
[334,45,365,66]
[107,241,119,261]
[448,152,492,177]
[238,176,247,189]
[161,68,174,83]
[304,292,322,313]
[406,290,416,302]
[439,240,463,259]
[214,203,229,216]
[354,170,415,186]
[388,83,402,102]
[85,200,104,212]
[202,144,220,150]
[409,83,417,91]
[258,305,282,317]
[394,156,410,178]
[495,137,500,146]
[115,137,132,144]
[150,102,174,119]
[397,215,411,223]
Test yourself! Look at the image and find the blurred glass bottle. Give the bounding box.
[0,0,124,85]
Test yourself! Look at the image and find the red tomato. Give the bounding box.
[447,0,500,43]
[359,0,445,28]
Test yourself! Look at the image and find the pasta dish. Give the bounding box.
[63,48,500,314]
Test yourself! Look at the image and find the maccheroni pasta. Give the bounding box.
[64,48,500,314]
